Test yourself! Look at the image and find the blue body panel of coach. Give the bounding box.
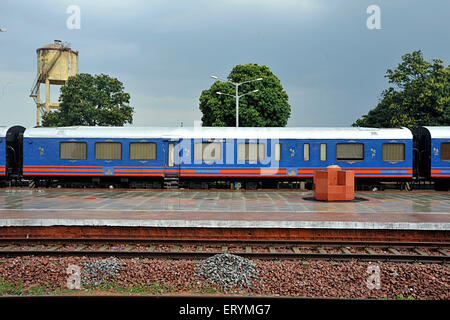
[430,138,450,178]
[0,135,5,177]
[22,137,167,177]
[22,135,413,179]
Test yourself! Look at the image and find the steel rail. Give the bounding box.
[0,238,448,247]
[0,248,448,264]
[1,238,448,263]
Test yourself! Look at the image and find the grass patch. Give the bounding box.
[0,278,176,296]
[199,285,220,294]
[80,281,173,295]
[0,278,234,296]
[392,294,416,300]
[0,278,24,296]
[380,294,416,300]
[0,279,67,296]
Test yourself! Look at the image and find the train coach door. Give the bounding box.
[165,141,180,177]
[164,141,180,188]
[168,143,175,168]
[6,126,25,178]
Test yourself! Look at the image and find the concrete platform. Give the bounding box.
[0,189,449,232]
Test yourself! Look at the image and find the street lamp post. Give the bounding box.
[211,75,263,127]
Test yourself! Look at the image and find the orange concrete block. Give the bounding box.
[313,165,355,201]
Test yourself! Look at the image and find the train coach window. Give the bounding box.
[237,143,265,162]
[194,142,221,161]
[336,143,364,161]
[320,143,327,161]
[303,143,310,161]
[441,143,450,160]
[274,143,281,161]
[60,142,87,160]
[130,142,157,160]
[95,142,122,160]
[382,143,405,161]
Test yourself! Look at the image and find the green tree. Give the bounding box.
[353,51,450,129]
[42,73,134,127]
[199,64,291,127]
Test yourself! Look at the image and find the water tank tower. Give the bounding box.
[30,40,78,126]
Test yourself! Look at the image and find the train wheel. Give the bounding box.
[399,182,412,191]
[201,182,209,189]
[152,181,162,189]
[246,182,257,190]
[404,181,413,191]
[434,181,450,191]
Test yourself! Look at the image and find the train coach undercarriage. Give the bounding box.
[3,175,446,191]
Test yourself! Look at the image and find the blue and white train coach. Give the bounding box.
[21,126,413,189]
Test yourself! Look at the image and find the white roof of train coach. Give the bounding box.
[423,126,450,139]
[24,126,413,140]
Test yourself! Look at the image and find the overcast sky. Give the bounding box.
[0,0,449,128]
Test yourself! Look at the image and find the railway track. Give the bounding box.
[0,239,449,263]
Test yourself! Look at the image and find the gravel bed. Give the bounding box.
[179,245,197,252]
[255,260,449,299]
[292,246,317,253]
[130,245,151,252]
[321,247,343,254]
[194,254,258,292]
[251,246,270,253]
[414,247,442,256]
[341,246,360,254]
[0,256,448,299]
[227,246,245,253]
[202,246,222,253]
[81,259,122,287]
[360,247,387,254]
[395,248,418,255]
[60,244,83,251]
[154,245,172,252]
